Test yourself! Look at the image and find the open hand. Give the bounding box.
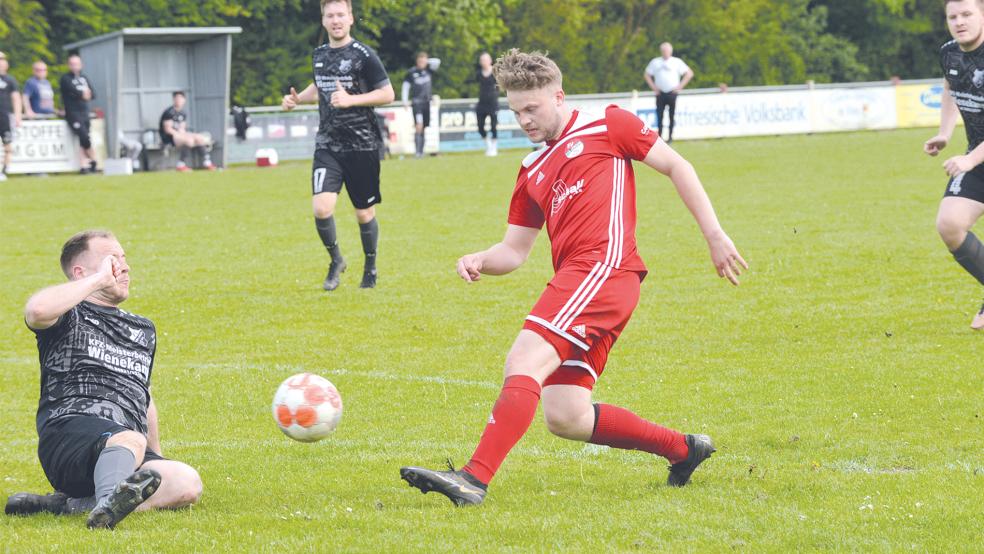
[707,232,748,286]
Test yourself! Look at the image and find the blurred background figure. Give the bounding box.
[402,51,440,158]
[0,51,23,181]
[475,52,498,156]
[60,53,98,173]
[644,42,693,143]
[23,61,56,118]
[159,91,215,171]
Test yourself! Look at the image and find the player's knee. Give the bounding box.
[543,408,586,439]
[936,215,967,250]
[313,199,335,219]
[355,208,375,223]
[170,465,203,508]
[108,430,147,452]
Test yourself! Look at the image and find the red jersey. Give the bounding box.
[508,105,657,274]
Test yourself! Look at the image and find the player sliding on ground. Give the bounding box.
[400,49,747,506]
[925,0,984,330]
[4,231,202,529]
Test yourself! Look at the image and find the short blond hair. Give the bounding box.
[321,0,351,13]
[493,48,562,92]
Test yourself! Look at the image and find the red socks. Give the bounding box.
[463,375,541,485]
[589,403,689,464]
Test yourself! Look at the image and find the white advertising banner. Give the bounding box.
[8,118,106,174]
[628,86,897,140]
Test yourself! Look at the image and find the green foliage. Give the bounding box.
[0,0,53,84]
[1,0,957,104]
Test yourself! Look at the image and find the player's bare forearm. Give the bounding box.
[458,225,538,282]
[939,82,959,140]
[643,141,747,284]
[25,273,112,329]
[349,84,395,107]
[147,396,162,454]
[297,83,318,104]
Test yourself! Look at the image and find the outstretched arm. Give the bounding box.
[457,225,540,282]
[642,140,748,285]
[25,255,120,329]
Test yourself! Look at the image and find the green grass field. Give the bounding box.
[1,128,982,552]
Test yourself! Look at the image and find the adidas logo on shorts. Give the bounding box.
[571,324,587,338]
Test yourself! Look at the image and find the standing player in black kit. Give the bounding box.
[5,231,202,529]
[402,52,440,158]
[925,0,984,330]
[282,0,395,291]
[60,54,98,174]
[475,52,499,157]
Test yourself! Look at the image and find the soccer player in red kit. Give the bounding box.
[400,49,748,506]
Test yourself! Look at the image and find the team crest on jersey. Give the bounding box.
[551,178,585,215]
[339,59,353,74]
[128,326,149,347]
[565,140,584,158]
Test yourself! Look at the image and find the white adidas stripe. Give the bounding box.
[551,156,627,332]
[551,261,604,328]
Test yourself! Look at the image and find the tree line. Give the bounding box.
[0,0,953,107]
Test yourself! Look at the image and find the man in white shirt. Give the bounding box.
[644,42,693,143]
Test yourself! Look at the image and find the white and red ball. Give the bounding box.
[272,373,343,442]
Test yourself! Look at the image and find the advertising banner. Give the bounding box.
[896,82,947,129]
[8,118,106,174]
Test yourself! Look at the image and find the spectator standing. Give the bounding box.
[644,42,693,143]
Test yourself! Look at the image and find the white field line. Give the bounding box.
[193,362,500,390]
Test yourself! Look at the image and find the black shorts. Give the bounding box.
[66,112,92,149]
[160,131,175,147]
[37,415,164,497]
[412,102,430,128]
[944,165,984,204]
[312,148,381,209]
[0,113,12,145]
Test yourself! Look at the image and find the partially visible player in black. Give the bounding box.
[0,51,23,181]
[282,0,395,291]
[60,54,98,174]
[160,91,215,172]
[475,52,499,157]
[5,231,203,529]
[402,52,440,158]
[925,0,984,330]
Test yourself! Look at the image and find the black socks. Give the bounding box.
[315,216,341,260]
[360,218,379,270]
[953,231,984,286]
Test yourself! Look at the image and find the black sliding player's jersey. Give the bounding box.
[312,39,391,152]
[942,39,984,151]
[30,301,156,434]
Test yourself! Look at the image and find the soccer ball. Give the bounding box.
[272,373,343,442]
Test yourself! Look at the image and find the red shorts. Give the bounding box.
[523,261,642,390]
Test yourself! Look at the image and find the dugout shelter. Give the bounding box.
[64,27,242,169]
